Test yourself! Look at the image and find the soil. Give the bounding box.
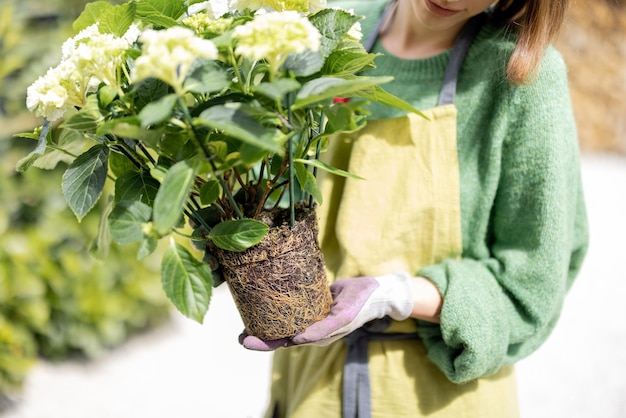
[211,206,333,340]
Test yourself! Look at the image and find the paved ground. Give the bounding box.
[2,152,625,418]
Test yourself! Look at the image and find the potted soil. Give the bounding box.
[17,0,420,338]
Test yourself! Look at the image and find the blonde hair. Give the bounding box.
[492,0,570,84]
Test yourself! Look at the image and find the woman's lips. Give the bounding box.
[425,0,462,17]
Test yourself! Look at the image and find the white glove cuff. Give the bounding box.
[373,271,415,321]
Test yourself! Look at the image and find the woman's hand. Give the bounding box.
[240,273,443,351]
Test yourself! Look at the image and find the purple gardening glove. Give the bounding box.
[240,272,415,351]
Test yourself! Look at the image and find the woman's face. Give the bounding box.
[408,0,496,34]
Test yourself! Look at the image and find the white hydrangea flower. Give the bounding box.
[183,13,233,34]
[61,24,100,60]
[122,24,142,45]
[344,9,363,41]
[72,32,131,88]
[26,60,93,121]
[131,26,218,94]
[233,11,321,73]
[187,0,229,19]
[59,23,138,91]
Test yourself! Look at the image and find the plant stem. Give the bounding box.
[288,131,296,228]
[177,96,243,219]
[309,112,325,209]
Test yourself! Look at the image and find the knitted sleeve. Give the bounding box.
[416,47,589,383]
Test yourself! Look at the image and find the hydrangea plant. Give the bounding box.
[17,0,420,323]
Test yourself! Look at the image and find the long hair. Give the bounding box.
[492,0,570,84]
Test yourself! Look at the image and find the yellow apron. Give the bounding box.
[265,7,518,418]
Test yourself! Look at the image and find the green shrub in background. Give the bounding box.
[0,0,170,394]
[0,142,171,393]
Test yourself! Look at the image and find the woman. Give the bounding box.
[242,0,589,416]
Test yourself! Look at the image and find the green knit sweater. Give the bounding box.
[336,0,589,383]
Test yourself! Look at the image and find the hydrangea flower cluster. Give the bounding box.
[233,11,321,74]
[131,27,219,94]
[27,23,140,121]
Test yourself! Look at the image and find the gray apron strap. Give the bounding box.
[343,317,419,418]
[343,8,486,418]
[437,12,486,106]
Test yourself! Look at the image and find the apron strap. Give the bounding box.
[437,12,486,106]
[342,7,486,418]
[343,317,420,418]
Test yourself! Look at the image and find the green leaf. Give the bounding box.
[61,108,104,133]
[15,120,50,173]
[108,200,152,245]
[161,240,213,323]
[208,219,269,252]
[138,94,178,127]
[283,50,324,77]
[293,76,393,110]
[62,145,110,221]
[199,180,222,205]
[295,158,365,180]
[323,102,367,134]
[108,150,138,178]
[90,198,114,260]
[137,236,158,260]
[295,162,323,205]
[195,105,284,154]
[73,1,114,32]
[323,50,378,76]
[352,85,427,118]
[96,117,144,139]
[114,170,160,204]
[309,8,362,57]
[184,63,230,94]
[98,2,136,37]
[135,0,186,27]
[133,78,171,110]
[98,85,119,108]
[153,160,196,235]
[255,79,301,101]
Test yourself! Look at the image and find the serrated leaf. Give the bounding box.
[114,170,160,204]
[133,78,171,110]
[73,1,114,33]
[135,0,186,27]
[309,8,361,57]
[108,200,152,245]
[62,145,110,221]
[98,2,136,37]
[153,160,196,235]
[208,219,269,252]
[161,240,213,323]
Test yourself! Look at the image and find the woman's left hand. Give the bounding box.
[240,273,416,351]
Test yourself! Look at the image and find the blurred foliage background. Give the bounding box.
[0,0,624,404]
[0,0,169,397]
